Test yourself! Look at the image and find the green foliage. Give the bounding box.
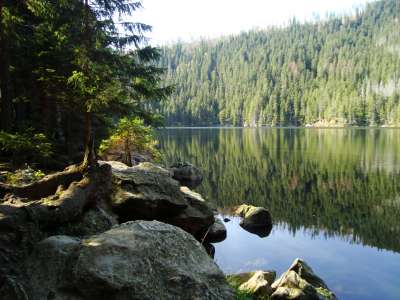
[5,167,45,186]
[0,0,170,166]
[99,117,160,165]
[158,0,400,126]
[234,288,254,300]
[0,130,53,164]
[226,277,255,300]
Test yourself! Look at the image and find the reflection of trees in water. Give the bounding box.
[159,128,400,253]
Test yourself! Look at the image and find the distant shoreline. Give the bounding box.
[160,125,400,129]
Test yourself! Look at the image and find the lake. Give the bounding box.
[158,128,400,300]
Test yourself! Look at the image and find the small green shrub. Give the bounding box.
[99,117,160,166]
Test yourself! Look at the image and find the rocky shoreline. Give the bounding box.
[0,160,336,299]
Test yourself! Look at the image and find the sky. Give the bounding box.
[133,0,374,45]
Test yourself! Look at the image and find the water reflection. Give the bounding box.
[215,217,400,300]
[159,128,400,253]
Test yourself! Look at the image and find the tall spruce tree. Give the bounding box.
[72,0,158,166]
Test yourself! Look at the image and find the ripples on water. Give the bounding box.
[158,128,400,300]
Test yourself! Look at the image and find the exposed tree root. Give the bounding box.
[22,163,111,226]
[0,162,112,282]
[0,162,93,201]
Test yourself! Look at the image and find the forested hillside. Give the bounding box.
[157,0,400,126]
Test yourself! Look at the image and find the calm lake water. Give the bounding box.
[158,128,400,300]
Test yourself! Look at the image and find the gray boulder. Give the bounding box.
[54,206,118,237]
[25,235,81,299]
[271,258,337,300]
[105,161,187,221]
[25,221,235,300]
[234,204,272,237]
[166,186,215,239]
[169,162,203,189]
[103,161,217,242]
[204,217,227,243]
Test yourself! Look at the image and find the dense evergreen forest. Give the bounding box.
[158,0,400,126]
[0,0,168,168]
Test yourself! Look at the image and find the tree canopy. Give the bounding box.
[0,0,169,167]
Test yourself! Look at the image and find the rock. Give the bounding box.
[99,160,131,172]
[54,206,118,237]
[101,148,152,166]
[169,162,203,188]
[223,217,231,222]
[0,164,115,299]
[102,160,172,177]
[227,271,276,299]
[134,161,173,177]
[271,271,315,300]
[204,217,227,243]
[239,271,276,298]
[166,186,215,238]
[227,270,276,288]
[203,242,216,258]
[132,153,152,165]
[180,185,205,202]
[234,204,273,237]
[26,221,235,300]
[0,275,29,300]
[25,235,81,299]
[271,258,337,300]
[106,161,187,221]
[103,161,215,241]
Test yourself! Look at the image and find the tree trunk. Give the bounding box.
[82,111,96,168]
[124,138,132,167]
[0,1,13,132]
[81,0,96,168]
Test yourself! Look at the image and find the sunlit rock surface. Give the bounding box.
[271,258,337,300]
[25,221,235,300]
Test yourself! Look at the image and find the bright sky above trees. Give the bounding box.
[134,0,373,45]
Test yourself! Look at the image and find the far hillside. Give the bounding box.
[156,0,400,126]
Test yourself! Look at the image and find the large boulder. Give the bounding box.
[104,161,188,221]
[25,221,235,300]
[204,217,227,243]
[169,162,203,189]
[234,204,273,237]
[102,161,218,243]
[271,259,337,300]
[54,206,118,237]
[166,186,215,239]
[24,235,81,299]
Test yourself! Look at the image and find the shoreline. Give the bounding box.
[160,125,400,129]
